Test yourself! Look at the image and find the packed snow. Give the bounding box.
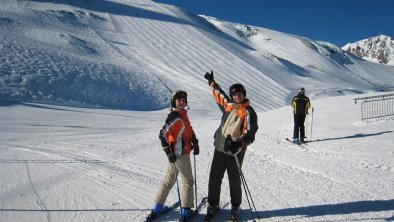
[1,0,394,221]
[1,0,394,112]
[1,93,394,222]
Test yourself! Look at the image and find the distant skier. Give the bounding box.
[148,90,199,221]
[291,87,311,144]
[203,71,258,220]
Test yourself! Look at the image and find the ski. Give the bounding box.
[144,201,180,222]
[286,138,307,146]
[230,213,237,222]
[178,197,208,221]
[195,196,209,213]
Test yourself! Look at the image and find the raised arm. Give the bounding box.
[204,71,235,113]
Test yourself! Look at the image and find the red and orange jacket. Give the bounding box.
[159,108,197,156]
[209,81,258,154]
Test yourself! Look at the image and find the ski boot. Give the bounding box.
[292,138,301,145]
[145,203,165,221]
[179,208,191,221]
[204,205,219,221]
[230,206,240,221]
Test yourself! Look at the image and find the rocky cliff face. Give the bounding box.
[342,35,394,66]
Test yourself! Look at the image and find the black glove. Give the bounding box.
[227,139,243,154]
[167,152,176,163]
[162,146,170,154]
[204,71,214,85]
[192,142,200,155]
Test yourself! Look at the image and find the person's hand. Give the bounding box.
[192,142,200,155]
[162,146,170,154]
[227,140,243,154]
[167,152,177,163]
[204,71,214,85]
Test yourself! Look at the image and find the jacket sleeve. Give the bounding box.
[209,81,235,113]
[291,96,296,109]
[159,112,183,152]
[306,98,311,111]
[240,106,258,146]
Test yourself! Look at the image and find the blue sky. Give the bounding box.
[154,0,394,47]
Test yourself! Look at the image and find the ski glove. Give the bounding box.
[167,152,177,163]
[192,142,200,155]
[228,139,243,154]
[162,146,170,154]
[204,71,214,85]
[192,135,199,155]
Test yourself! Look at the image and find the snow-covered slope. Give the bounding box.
[1,1,394,221]
[1,0,394,112]
[342,35,394,66]
[1,93,393,222]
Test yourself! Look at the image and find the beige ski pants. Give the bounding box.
[154,155,194,208]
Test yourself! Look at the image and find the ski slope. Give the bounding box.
[1,93,393,222]
[1,0,394,112]
[1,0,394,221]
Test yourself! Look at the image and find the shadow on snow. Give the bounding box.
[0,99,161,119]
[258,199,394,220]
[312,131,393,142]
[0,208,149,212]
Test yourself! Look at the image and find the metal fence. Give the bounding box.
[354,94,394,120]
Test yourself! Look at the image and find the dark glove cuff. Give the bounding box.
[238,140,244,148]
[192,137,198,144]
[163,146,170,154]
[167,152,176,163]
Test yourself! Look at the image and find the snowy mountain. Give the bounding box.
[1,84,394,222]
[1,1,394,222]
[1,0,394,112]
[342,35,394,66]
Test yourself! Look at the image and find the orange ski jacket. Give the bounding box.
[159,108,196,156]
[209,81,258,154]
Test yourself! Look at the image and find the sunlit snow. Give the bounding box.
[1,0,393,221]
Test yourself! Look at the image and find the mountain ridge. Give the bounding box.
[342,35,394,66]
[1,0,394,111]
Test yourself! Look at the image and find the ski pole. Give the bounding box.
[235,157,257,221]
[305,113,309,139]
[235,155,258,214]
[193,154,198,212]
[234,154,260,221]
[173,162,182,207]
[310,107,314,140]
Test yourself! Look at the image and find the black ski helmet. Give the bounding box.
[229,83,246,97]
[298,87,305,94]
[171,90,188,108]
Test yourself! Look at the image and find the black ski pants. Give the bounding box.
[207,148,246,208]
[293,114,306,140]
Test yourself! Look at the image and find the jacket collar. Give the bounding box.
[234,99,250,109]
[171,107,188,114]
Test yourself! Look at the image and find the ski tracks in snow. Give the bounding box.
[1,141,160,222]
[244,130,394,221]
[99,1,288,111]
